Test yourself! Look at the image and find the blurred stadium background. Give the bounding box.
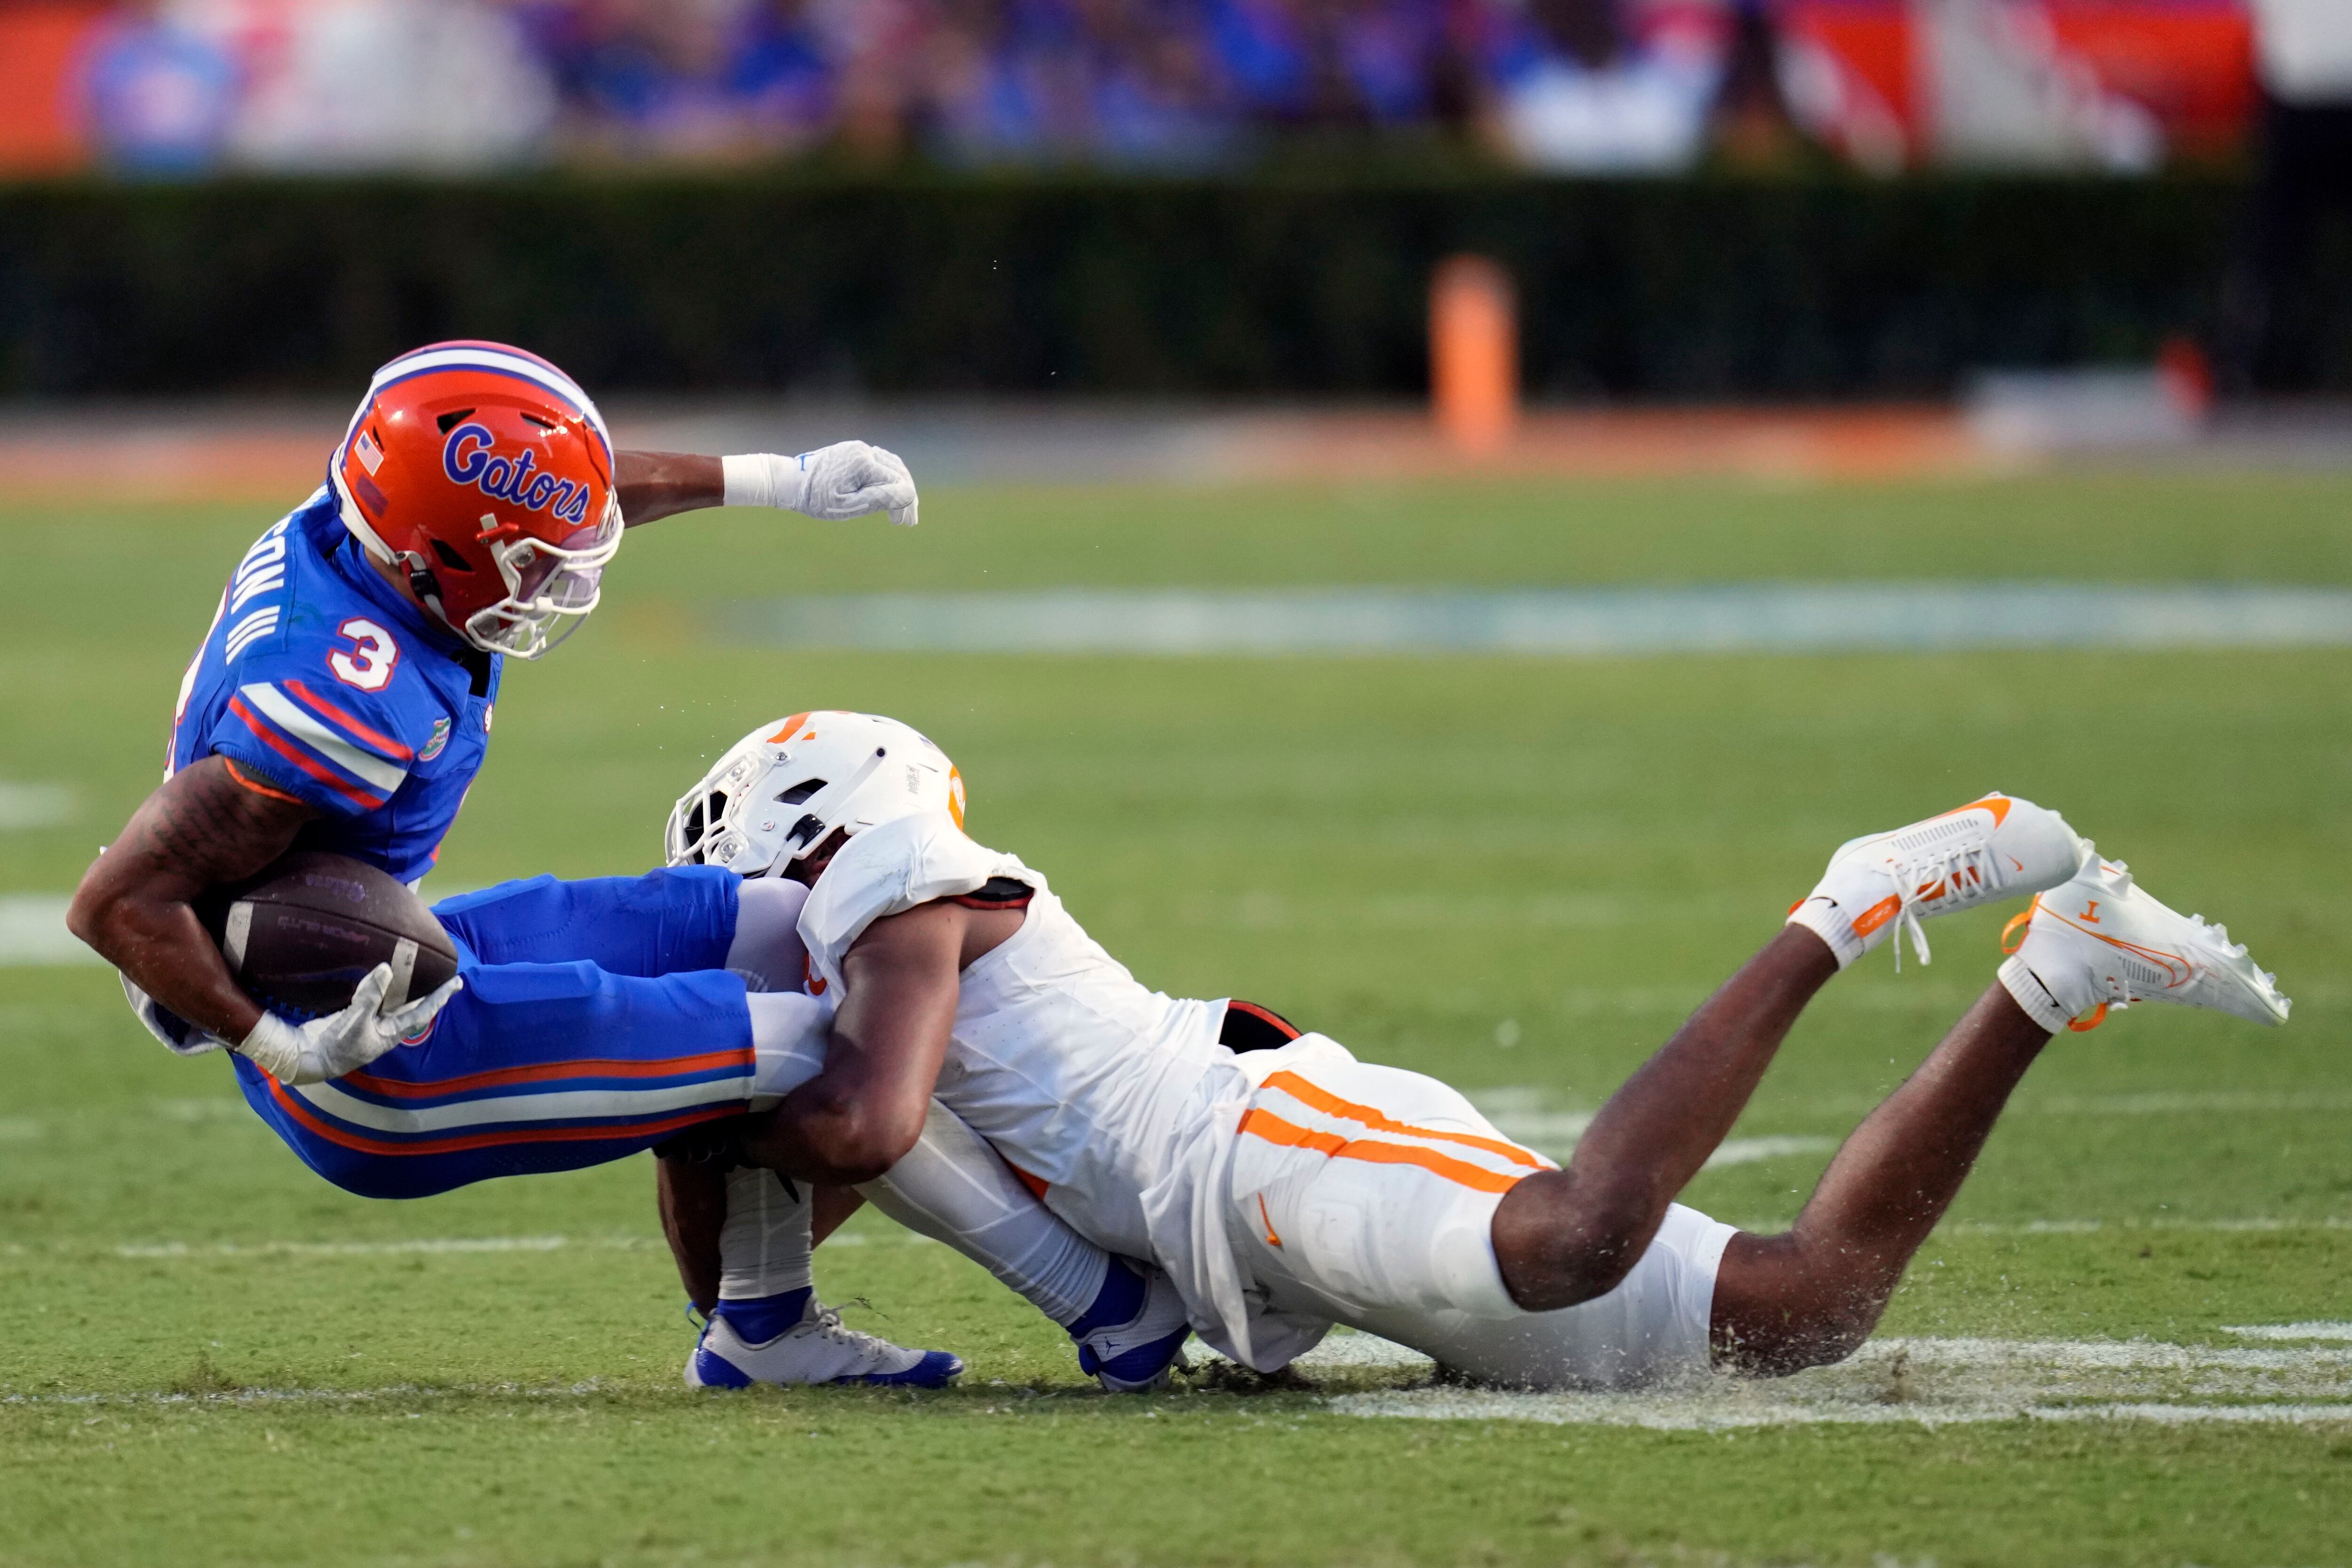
[0,0,2348,419]
[5,5,2352,1565]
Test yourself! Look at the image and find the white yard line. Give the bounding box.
[2,1381,615,1409]
[0,889,488,967]
[1332,1390,2352,1429]
[2225,1322,2352,1342]
[1467,1085,2352,1171]
[0,783,73,831]
[98,1231,933,1259]
[732,586,2352,656]
[0,895,103,967]
[1937,1217,2352,1235]
[2026,1090,2352,1115]
[1316,1335,2352,1430]
[8,1333,2351,1425]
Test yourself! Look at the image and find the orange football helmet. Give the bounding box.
[330,340,622,658]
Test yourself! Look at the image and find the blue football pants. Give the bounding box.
[234,866,759,1199]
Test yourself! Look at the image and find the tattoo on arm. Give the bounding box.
[67,755,318,1043]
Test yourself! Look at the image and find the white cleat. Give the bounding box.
[1789,792,2090,970]
[685,1298,964,1390]
[1996,856,2290,1033]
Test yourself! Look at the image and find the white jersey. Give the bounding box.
[799,813,1238,1263]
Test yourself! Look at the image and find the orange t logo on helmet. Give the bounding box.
[329,340,623,660]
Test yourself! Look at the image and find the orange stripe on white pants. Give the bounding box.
[1228,1052,1545,1321]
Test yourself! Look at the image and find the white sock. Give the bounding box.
[718,1166,815,1301]
[1787,858,1900,969]
[1998,942,2087,1034]
[858,1099,1108,1328]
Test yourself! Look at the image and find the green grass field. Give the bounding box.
[3,470,2349,1568]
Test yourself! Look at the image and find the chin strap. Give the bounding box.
[404,556,446,619]
[398,552,479,651]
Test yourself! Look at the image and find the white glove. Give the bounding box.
[236,963,463,1085]
[723,443,918,527]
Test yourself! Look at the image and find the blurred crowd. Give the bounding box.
[9,0,2300,176]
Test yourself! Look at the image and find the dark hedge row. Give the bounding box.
[0,173,2249,398]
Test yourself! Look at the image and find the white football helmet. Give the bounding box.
[665,711,966,876]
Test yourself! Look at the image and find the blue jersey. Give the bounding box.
[168,488,502,884]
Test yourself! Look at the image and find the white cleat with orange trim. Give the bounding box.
[1995,857,2290,1033]
[1789,793,2090,970]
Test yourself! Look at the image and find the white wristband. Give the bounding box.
[236,1011,308,1082]
[722,453,810,514]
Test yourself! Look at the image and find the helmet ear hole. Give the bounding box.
[434,408,477,435]
[776,779,825,805]
[430,540,473,572]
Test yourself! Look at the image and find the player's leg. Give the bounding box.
[1709,985,2048,1372]
[669,1161,966,1390]
[714,897,1192,1390]
[1489,925,1838,1311]
[857,1100,1194,1391]
[660,1161,857,1318]
[1492,793,2090,1312]
[1712,852,2289,1374]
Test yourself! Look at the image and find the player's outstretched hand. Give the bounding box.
[799,441,919,527]
[235,964,464,1085]
[725,443,919,528]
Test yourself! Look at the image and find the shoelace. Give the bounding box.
[1883,840,2002,971]
[803,1305,904,1364]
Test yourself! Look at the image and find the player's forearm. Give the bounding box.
[743,1084,920,1187]
[740,906,963,1181]
[77,890,265,1042]
[613,451,724,527]
[69,756,315,1044]
[619,443,919,530]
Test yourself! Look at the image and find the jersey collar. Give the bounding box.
[305,495,481,660]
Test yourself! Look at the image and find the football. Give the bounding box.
[197,850,460,1020]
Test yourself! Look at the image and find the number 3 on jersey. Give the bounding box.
[329,617,400,692]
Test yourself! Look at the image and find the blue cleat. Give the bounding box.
[1070,1258,1192,1393]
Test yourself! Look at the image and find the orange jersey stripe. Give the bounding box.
[266,1076,739,1158]
[1257,1071,1546,1169]
[1237,1106,1524,1194]
[341,1048,753,1100]
[222,758,303,804]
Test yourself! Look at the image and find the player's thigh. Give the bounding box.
[1240,1053,1544,1321]
[1381,1203,1735,1391]
[431,865,740,976]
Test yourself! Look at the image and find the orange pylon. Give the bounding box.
[1430,255,1518,454]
